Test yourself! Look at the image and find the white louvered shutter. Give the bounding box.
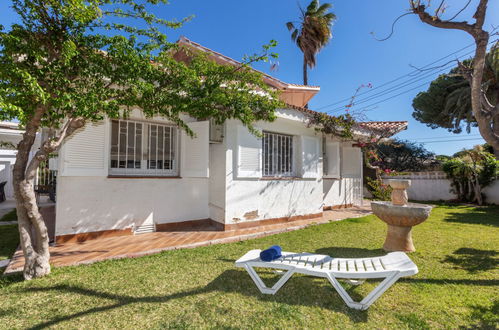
[342,147,362,177]
[60,121,108,176]
[301,136,320,178]
[237,125,262,178]
[325,141,340,178]
[181,121,209,178]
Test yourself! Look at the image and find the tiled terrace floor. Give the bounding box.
[5,203,372,274]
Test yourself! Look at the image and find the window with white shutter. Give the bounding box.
[109,119,178,176]
[324,141,340,178]
[301,136,320,178]
[237,125,262,178]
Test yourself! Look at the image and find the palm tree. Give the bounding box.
[286,0,336,87]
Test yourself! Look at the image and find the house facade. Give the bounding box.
[51,38,407,242]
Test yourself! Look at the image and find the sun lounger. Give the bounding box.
[235,250,418,310]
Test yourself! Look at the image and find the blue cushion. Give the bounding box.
[260,245,282,262]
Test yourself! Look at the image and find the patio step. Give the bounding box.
[134,224,155,235]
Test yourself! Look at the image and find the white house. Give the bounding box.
[0,122,26,201]
[52,38,407,243]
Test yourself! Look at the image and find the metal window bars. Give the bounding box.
[110,119,177,176]
[262,131,293,177]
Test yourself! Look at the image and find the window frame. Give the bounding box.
[262,131,295,177]
[109,119,179,177]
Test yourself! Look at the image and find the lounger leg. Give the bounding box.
[244,264,295,295]
[359,272,400,309]
[326,272,401,310]
[325,273,364,310]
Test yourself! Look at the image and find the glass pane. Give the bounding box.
[110,120,119,168]
[119,121,127,168]
[135,123,142,169]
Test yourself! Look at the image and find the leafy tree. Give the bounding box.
[442,145,499,205]
[286,0,336,87]
[412,46,498,134]
[0,0,282,280]
[409,0,499,158]
[372,139,436,172]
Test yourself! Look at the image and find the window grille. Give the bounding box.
[110,120,177,176]
[262,131,293,177]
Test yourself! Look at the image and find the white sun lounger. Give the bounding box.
[235,250,418,310]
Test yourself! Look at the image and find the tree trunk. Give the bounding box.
[12,108,51,280]
[303,54,308,86]
[303,55,309,108]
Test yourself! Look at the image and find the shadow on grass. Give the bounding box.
[460,299,499,329]
[21,269,369,329]
[443,206,499,227]
[443,248,498,273]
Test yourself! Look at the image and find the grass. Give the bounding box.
[0,209,17,222]
[0,225,18,261]
[0,203,498,329]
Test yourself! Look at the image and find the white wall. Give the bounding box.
[483,181,499,205]
[382,172,499,205]
[223,117,323,224]
[55,110,211,235]
[56,176,209,235]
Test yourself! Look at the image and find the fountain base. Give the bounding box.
[383,225,415,252]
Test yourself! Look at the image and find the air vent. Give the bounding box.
[134,224,155,235]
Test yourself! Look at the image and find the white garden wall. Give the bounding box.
[382,172,498,205]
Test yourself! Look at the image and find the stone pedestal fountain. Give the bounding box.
[371,179,432,252]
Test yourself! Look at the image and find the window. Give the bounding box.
[110,119,178,176]
[262,131,293,177]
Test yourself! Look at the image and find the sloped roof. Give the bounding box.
[357,121,408,137]
[174,37,407,139]
[175,37,320,92]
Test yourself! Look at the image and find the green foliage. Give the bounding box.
[309,111,354,139]
[366,177,392,201]
[0,0,283,137]
[412,45,498,134]
[286,0,335,84]
[442,146,499,204]
[372,138,436,172]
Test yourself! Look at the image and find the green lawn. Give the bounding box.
[0,203,498,329]
[0,225,18,263]
[0,209,17,222]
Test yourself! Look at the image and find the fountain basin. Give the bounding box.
[370,178,433,252]
[371,201,432,227]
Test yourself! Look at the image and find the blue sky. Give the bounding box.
[1,0,498,155]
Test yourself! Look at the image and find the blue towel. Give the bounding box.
[260,245,282,262]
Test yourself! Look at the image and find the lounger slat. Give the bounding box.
[355,259,365,272]
[364,259,374,272]
[340,260,347,272]
[372,258,383,271]
[348,260,356,272]
[332,260,338,271]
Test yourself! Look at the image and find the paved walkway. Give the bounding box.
[4,203,372,275]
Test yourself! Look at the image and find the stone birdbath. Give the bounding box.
[371,179,432,252]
